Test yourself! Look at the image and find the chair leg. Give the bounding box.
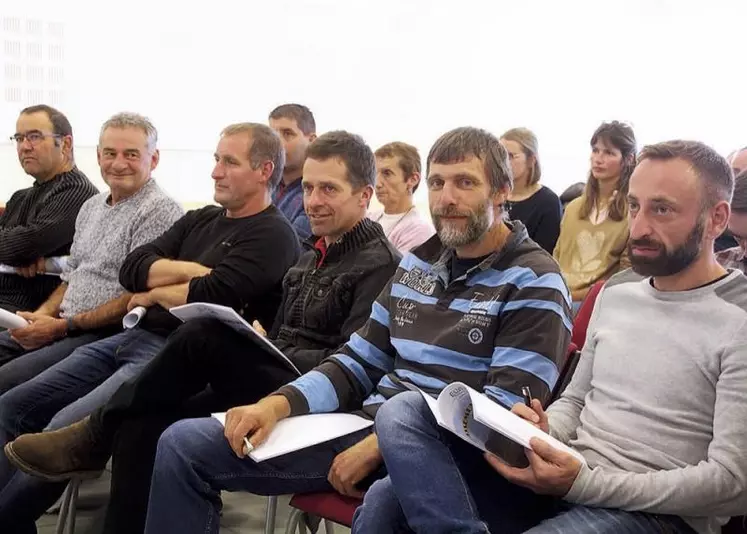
[284,508,304,534]
[54,479,80,534]
[264,495,278,534]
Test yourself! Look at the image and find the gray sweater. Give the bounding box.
[59,179,183,318]
[549,269,747,534]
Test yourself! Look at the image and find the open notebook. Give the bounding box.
[415,382,586,466]
[212,412,373,462]
[169,302,302,376]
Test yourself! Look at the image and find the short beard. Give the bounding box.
[629,217,704,277]
[433,202,491,248]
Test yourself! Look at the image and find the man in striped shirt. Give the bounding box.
[1,105,98,312]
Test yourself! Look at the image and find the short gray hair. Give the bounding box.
[221,123,285,192]
[99,112,158,153]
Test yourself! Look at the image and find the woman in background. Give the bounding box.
[553,121,636,311]
[501,128,562,253]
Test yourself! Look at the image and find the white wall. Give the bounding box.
[2,0,746,210]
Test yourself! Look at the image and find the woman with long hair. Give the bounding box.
[501,128,562,253]
[553,121,636,310]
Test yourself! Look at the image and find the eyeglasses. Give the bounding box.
[10,131,61,145]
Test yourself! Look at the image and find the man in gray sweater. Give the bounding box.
[353,140,747,534]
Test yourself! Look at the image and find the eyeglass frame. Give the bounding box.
[9,130,64,146]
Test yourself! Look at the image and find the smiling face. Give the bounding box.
[302,156,371,242]
[97,126,158,199]
[427,156,499,248]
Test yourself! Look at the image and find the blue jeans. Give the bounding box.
[0,327,166,533]
[353,391,694,534]
[0,328,110,395]
[144,416,374,534]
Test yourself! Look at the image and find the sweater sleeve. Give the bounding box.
[0,180,96,265]
[186,218,300,314]
[279,257,399,373]
[290,212,312,241]
[563,321,747,518]
[276,278,397,416]
[533,196,562,254]
[119,210,196,293]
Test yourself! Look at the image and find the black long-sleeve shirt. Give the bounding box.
[119,205,301,336]
[506,185,562,253]
[0,167,98,312]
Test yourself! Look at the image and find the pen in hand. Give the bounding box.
[521,385,533,408]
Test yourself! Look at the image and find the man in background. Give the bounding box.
[1,105,98,313]
[269,103,316,239]
[717,169,747,273]
[369,142,434,253]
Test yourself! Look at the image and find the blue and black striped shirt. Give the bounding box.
[278,221,572,418]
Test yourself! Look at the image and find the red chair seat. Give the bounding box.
[288,491,362,527]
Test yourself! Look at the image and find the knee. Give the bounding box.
[375,391,431,446]
[155,418,223,474]
[353,476,403,533]
[171,318,229,341]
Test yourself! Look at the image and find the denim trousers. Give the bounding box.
[0,327,166,533]
[144,416,374,534]
[352,391,695,534]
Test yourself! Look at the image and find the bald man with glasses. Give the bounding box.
[1,104,97,314]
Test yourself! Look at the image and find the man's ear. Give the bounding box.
[260,160,275,186]
[710,201,731,239]
[360,185,374,208]
[150,149,160,172]
[61,135,73,159]
[406,172,421,194]
[308,133,317,143]
[492,184,510,210]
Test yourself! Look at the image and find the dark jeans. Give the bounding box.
[353,391,696,534]
[0,329,112,394]
[87,318,300,534]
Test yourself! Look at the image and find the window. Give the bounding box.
[26,42,42,61]
[3,40,21,57]
[47,66,64,84]
[47,44,64,62]
[4,63,21,80]
[2,18,20,33]
[26,88,43,104]
[4,87,21,103]
[26,65,43,83]
[47,22,64,39]
[26,19,42,35]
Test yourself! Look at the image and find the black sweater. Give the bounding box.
[0,167,98,312]
[269,218,401,374]
[506,185,562,253]
[119,205,300,336]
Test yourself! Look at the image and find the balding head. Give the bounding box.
[730,147,747,175]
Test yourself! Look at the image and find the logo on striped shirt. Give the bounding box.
[399,267,437,296]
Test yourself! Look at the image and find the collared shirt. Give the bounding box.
[716,246,746,273]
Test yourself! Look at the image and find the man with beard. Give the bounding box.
[269,104,315,239]
[354,140,747,534]
[65,126,571,534]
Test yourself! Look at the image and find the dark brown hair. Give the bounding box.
[306,131,375,190]
[427,127,512,194]
[638,140,734,209]
[579,121,637,222]
[268,104,316,136]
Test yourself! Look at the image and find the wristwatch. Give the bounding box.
[65,316,80,335]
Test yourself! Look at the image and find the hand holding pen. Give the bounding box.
[512,385,550,433]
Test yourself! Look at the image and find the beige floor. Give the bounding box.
[35,470,351,534]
